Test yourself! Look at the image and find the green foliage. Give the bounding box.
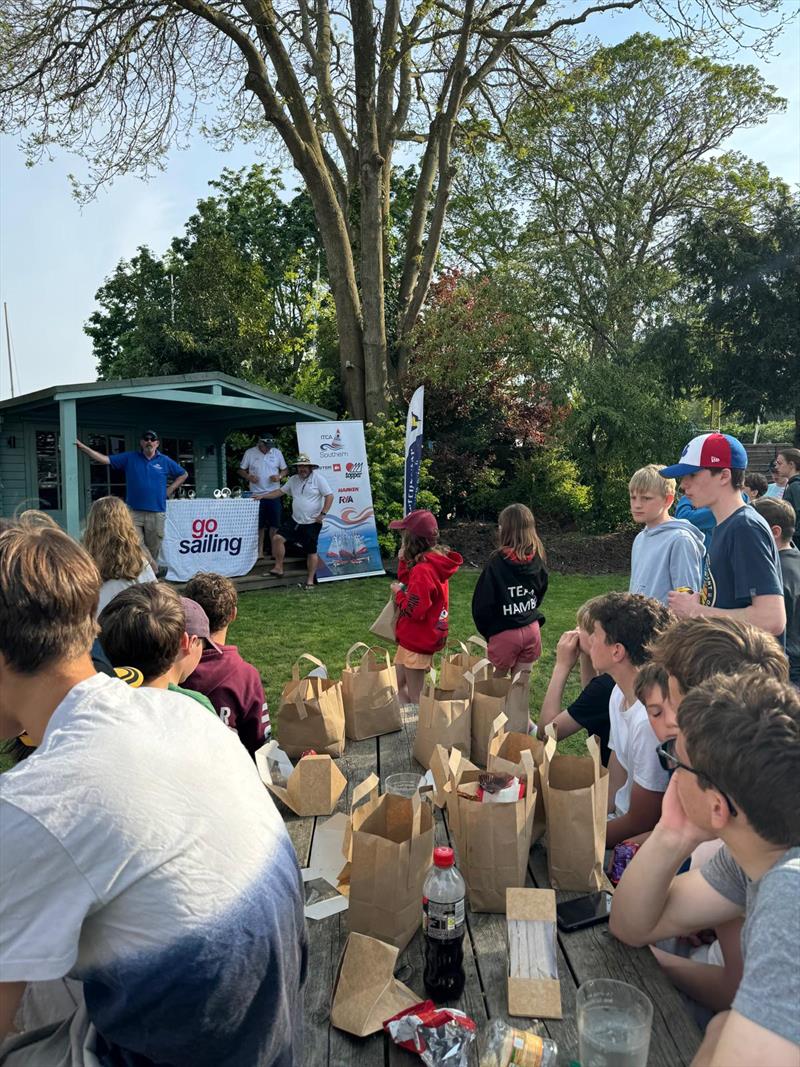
[722,419,794,444]
[87,165,330,396]
[364,413,438,554]
[407,270,560,517]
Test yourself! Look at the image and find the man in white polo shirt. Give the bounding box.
[256,454,333,589]
[238,433,288,557]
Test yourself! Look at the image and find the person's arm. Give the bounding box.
[315,492,334,522]
[579,650,594,688]
[606,782,665,847]
[609,778,741,947]
[538,709,583,742]
[75,438,110,465]
[166,472,188,498]
[395,564,434,619]
[669,534,704,594]
[254,486,287,500]
[538,630,580,731]
[650,917,743,1015]
[239,465,259,484]
[692,1011,800,1067]
[668,590,786,636]
[0,982,25,1040]
[605,751,627,814]
[239,674,270,757]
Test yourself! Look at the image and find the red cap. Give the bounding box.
[389,509,438,541]
[433,846,454,868]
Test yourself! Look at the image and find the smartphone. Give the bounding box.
[556,891,613,932]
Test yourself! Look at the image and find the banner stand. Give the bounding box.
[295,421,385,583]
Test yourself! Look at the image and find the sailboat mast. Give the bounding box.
[3,302,15,398]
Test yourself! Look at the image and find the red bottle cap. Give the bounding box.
[433,846,455,868]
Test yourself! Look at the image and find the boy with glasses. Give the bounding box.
[610,674,800,1066]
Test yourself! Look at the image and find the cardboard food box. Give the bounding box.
[255,741,346,817]
[506,888,562,1020]
[330,933,419,1037]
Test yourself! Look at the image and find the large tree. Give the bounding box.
[446,33,785,360]
[1,0,787,418]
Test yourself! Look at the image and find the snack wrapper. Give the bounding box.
[384,1000,476,1066]
[476,773,525,804]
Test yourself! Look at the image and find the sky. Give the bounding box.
[1,7,798,401]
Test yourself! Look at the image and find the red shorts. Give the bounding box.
[487,622,541,672]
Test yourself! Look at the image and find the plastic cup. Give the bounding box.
[385,773,422,798]
[577,978,653,1067]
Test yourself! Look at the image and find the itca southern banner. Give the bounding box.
[295,421,384,583]
[161,499,259,581]
[404,385,424,515]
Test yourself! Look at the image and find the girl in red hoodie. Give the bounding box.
[389,510,463,706]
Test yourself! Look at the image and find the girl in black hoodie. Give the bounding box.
[471,503,548,679]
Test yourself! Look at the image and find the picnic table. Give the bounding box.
[282,709,702,1066]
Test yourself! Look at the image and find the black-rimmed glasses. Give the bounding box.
[656,738,738,817]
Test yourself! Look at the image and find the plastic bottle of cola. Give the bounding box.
[480,1020,559,1067]
[422,846,466,1000]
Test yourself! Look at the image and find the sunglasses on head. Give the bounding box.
[656,738,738,817]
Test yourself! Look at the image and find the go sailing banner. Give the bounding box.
[404,385,424,515]
[161,499,259,581]
[295,421,385,583]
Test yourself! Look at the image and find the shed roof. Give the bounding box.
[0,372,336,425]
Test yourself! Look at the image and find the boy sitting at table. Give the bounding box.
[610,671,800,1067]
[585,592,672,846]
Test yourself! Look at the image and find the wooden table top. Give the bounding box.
[282,709,702,1066]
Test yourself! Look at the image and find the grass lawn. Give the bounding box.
[232,568,629,755]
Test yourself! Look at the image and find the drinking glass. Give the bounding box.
[385,773,422,797]
[577,978,653,1067]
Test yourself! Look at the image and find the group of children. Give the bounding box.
[1,431,798,1067]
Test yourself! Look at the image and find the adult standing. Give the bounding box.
[774,448,800,542]
[238,433,288,557]
[256,454,333,589]
[76,430,187,570]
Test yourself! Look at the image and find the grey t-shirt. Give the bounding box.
[701,844,800,1045]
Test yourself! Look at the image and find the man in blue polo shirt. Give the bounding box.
[76,430,187,567]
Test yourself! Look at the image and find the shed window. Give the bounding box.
[36,430,61,510]
[160,438,195,495]
[88,434,127,502]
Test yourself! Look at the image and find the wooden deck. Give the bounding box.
[281,708,703,1066]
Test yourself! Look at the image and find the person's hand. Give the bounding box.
[315,513,325,524]
[667,590,702,618]
[248,472,259,483]
[555,629,581,669]
[656,775,715,851]
[390,581,403,593]
[270,473,280,482]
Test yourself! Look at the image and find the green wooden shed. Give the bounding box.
[0,373,335,537]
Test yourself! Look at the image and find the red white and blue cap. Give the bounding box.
[660,433,748,478]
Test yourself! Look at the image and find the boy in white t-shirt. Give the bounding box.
[0,523,306,1066]
[587,592,672,847]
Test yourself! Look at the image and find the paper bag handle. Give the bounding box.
[519,749,536,810]
[293,682,309,719]
[464,657,492,685]
[344,642,372,669]
[543,734,557,768]
[352,772,380,811]
[490,712,508,745]
[411,789,422,838]
[291,652,326,681]
[587,734,601,781]
[364,645,392,672]
[466,634,488,652]
[544,723,558,742]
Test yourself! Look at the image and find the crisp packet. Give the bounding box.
[384,1000,476,1067]
[476,773,525,804]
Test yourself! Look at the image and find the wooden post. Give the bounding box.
[59,398,80,537]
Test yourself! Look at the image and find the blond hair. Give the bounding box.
[576,595,604,634]
[83,496,147,581]
[497,503,546,562]
[0,524,99,673]
[629,464,675,499]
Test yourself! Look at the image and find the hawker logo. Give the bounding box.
[179,517,241,557]
[345,461,363,479]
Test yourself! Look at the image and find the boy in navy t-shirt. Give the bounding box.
[661,433,785,639]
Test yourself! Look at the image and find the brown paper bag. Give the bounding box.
[470,666,532,766]
[330,933,420,1037]
[432,745,537,913]
[277,653,346,758]
[369,596,399,642]
[506,888,562,1019]
[341,643,402,740]
[413,669,472,769]
[439,636,490,695]
[487,713,547,842]
[541,733,609,891]
[255,742,346,816]
[343,775,434,951]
